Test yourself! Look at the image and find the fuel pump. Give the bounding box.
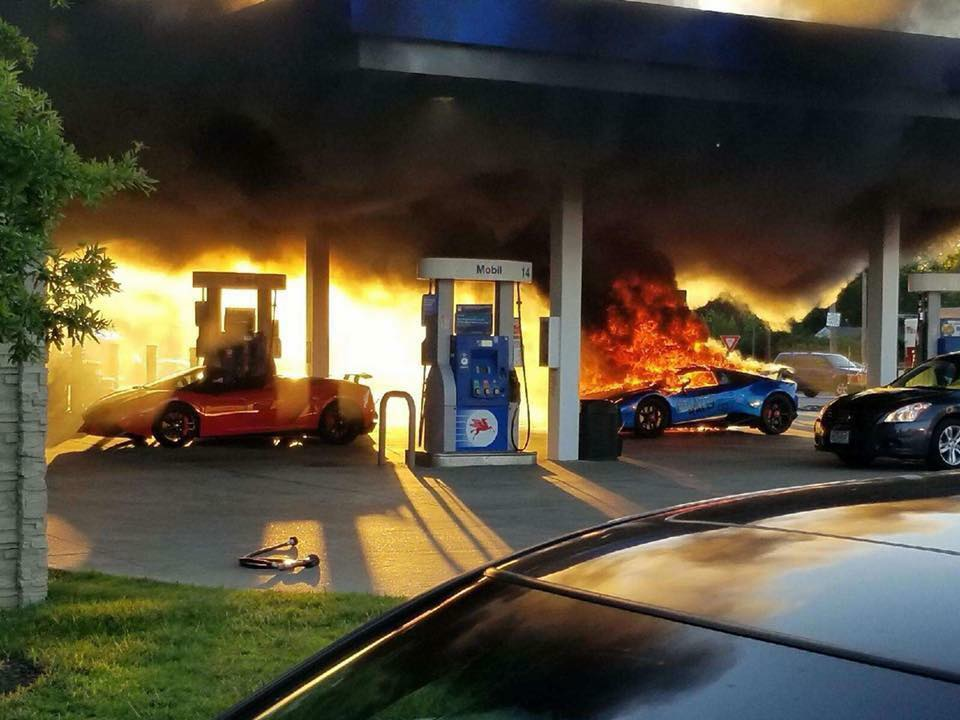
[418,258,537,467]
[450,305,510,450]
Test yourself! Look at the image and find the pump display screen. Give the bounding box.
[455,304,493,335]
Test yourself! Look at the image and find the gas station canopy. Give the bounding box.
[228,0,960,455]
[302,0,960,119]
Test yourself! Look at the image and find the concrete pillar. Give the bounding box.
[146,345,158,384]
[866,204,901,386]
[548,174,583,461]
[0,349,48,608]
[860,270,868,365]
[306,233,330,378]
[927,291,942,360]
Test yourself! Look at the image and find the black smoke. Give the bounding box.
[7,0,960,321]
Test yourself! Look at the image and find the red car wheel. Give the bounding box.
[318,400,361,445]
[153,403,199,449]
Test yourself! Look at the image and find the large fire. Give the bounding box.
[47,245,551,443]
[48,245,772,446]
[581,273,765,395]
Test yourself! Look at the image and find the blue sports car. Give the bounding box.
[597,365,798,438]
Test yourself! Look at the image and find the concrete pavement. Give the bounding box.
[45,399,926,597]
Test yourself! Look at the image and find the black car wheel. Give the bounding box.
[152,403,199,449]
[759,395,793,435]
[634,398,670,438]
[930,419,960,470]
[802,388,819,398]
[318,400,361,445]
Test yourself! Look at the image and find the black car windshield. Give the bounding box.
[258,580,960,720]
[891,359,960,389]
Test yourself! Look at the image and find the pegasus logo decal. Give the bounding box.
[470,417,493,437]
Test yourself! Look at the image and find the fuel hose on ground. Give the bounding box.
[238,536,320,572]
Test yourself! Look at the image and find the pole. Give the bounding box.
[146,345,158,384]
[547,173,584,461]
[866,202,901,386]
[860,270,868,365]
[927,291,942,360]
[828,302,838,353]
[306,233,330,378]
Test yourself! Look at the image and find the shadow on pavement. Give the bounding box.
[45,427,925,597]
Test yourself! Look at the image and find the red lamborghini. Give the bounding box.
[79,367,377,448]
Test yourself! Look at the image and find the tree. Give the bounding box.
[696,295,769,358]
[0,14,153,363]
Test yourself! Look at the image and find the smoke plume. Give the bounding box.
[7,0,960,326]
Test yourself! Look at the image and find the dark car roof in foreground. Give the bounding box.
[220,474,960,718]
[502,474,960,681]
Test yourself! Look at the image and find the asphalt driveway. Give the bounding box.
[45,402,931,597]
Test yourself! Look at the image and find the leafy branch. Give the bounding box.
[0,12,154,363]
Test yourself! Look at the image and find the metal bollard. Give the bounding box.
[378,391,417,467]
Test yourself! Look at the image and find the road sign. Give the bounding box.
[721,335,741,353]
[826,311,841,328]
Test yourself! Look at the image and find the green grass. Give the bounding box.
[0,571,399,719]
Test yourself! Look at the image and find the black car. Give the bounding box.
[816,353,960,469]
[220,475,960,720]
[774,352,866,397]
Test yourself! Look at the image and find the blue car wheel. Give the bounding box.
[635,397,670,438]
[759,395,793,435]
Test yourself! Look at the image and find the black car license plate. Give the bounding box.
[830,429,851,445]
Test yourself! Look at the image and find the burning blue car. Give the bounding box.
[596,365,798,437]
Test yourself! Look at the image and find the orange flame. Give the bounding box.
[56,247,772,438]
[50,246,552,433]
[581,273,762,394]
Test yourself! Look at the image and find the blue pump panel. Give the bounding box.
[938,336,960,355]
[452,334,510,452]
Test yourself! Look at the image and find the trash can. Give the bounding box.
[579,400,622,460]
